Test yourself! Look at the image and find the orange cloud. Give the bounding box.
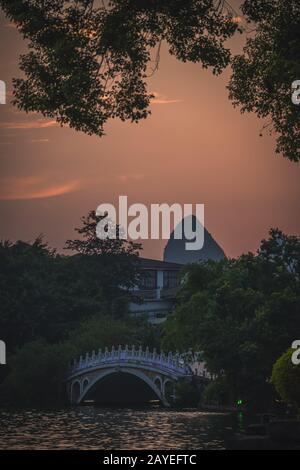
[0,177,81,201]
[232,16,242,23]
[4,22,18,29]
[0,138,50,145]
[0,119,57,130]
[150,92,183,105]
[116,174,144,183]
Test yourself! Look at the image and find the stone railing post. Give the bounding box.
[153,348,157,362]
[98,348,102,361]
[159,350,164,364]
[85,352,89,363]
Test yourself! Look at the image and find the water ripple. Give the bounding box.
[0,407,238,450]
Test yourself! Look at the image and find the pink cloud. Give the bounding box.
[232,16,242,24]
[0,119,57,130]
[150,92,183,105]
[116,174,144,183]
[4,22,18,29]
[0,177,81,201]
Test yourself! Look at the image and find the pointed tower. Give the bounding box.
[163,215,226,264]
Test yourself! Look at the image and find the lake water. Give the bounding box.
[0,407,246,450]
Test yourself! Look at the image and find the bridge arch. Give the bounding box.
[66,346,192,407]
[76,368,168,406]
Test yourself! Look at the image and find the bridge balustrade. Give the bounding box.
[68,346,190,376]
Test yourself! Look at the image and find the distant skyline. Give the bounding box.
[0,7,300,260]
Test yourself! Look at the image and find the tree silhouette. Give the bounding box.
[0,0,238,134]
[229,0,300,161]
[1,0,299,160]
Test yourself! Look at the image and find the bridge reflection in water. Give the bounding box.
[66,346,192,407]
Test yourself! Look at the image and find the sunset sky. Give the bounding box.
[0,6,299,260]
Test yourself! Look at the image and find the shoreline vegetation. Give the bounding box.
[0,214,299,418]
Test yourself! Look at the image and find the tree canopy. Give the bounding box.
[162,229,300,408]
[229,0,300,161]
[0,211,141,351]
[0,0,237,133]
[1,0,299,159]
[271,348,300,412]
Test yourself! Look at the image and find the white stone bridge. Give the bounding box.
[66,346,192,407]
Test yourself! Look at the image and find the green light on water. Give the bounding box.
[237,399,243,406]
